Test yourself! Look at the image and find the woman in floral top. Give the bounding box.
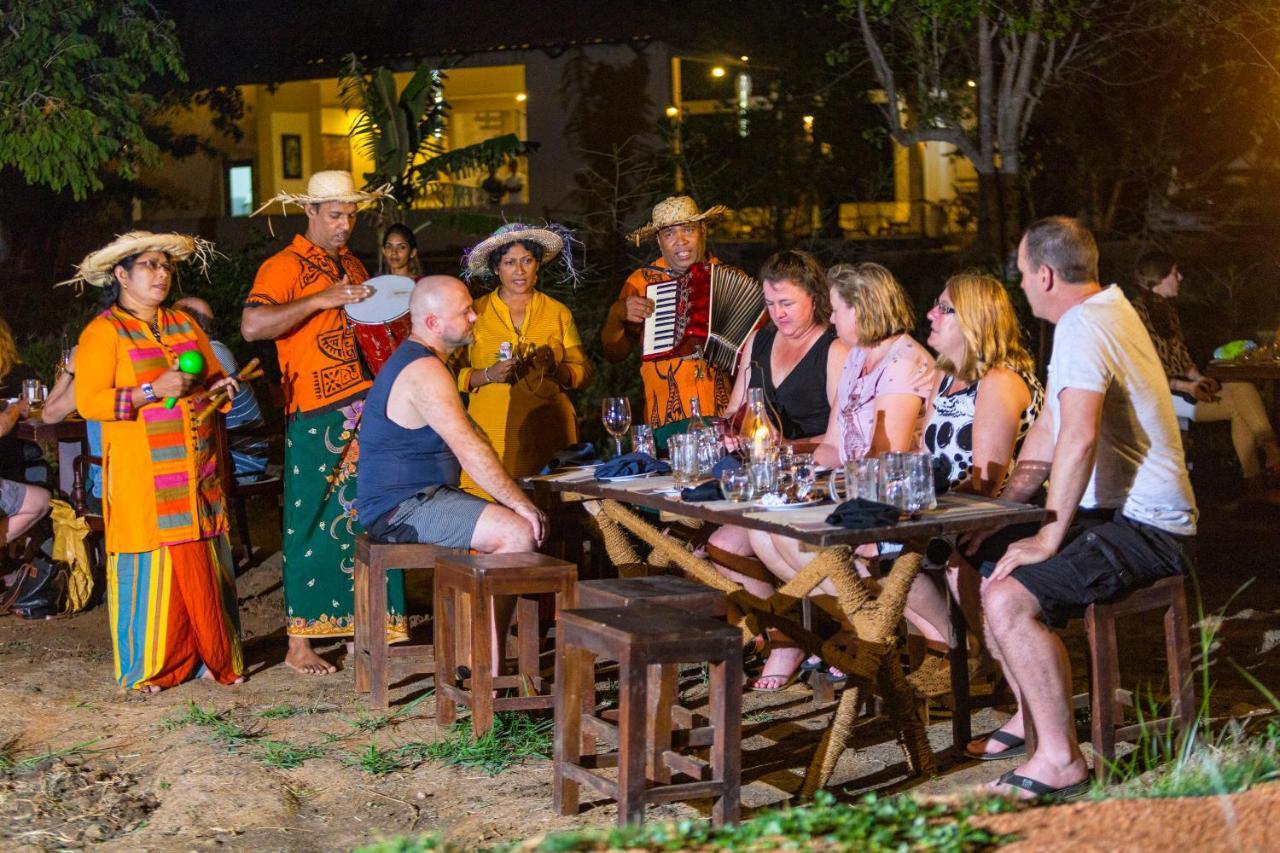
[744,263,938,689]
[1132,251,1280,502]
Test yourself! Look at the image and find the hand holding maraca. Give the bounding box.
[159,350,206,408]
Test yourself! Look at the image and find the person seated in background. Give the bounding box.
[174,296,268,483]
[0,317,43,485]
[0,399,51,551]
[356,276,547,671]
[1130,250,1280,504]
[40,346,104,514]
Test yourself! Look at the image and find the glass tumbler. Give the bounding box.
[632,424,656,458]
[669,434,699,487]
[720,468,752,502]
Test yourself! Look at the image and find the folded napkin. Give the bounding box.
[541,442,600,474]
[711,455,743,477]
[680,480,724,502]
[595,452,671,480]
[825,497,901,529]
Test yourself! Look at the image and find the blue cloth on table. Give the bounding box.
[541,442,600,474]
[711,456,742,477]
[825,498,900,529]
[594,452,671,480]
[680,480,724,502]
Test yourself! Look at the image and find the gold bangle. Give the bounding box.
[483,367,492,384]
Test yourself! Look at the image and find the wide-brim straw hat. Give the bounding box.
[464,223,566,280]
[58,231,216,289]
[627,195,728,245]
[251,170,393,216]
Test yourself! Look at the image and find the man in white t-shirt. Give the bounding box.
[967,216,1197,799]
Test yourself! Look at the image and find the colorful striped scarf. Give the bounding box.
[102,306,223,545]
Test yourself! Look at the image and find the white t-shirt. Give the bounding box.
[1046,285,1197,536]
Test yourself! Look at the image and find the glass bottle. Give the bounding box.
[687,395,711,475]
[738,387,779,461]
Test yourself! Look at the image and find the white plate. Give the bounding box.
[598,471,660,482]
[751,496,826,511]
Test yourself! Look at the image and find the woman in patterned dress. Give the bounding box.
[902,274,1043,729]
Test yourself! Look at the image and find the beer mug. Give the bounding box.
[828,457,880,502]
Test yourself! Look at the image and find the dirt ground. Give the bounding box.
[2,464,1279,851]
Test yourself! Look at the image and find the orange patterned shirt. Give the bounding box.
[246,234,371,413]
[619,256,732,427]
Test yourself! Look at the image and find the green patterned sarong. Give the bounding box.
[283,400,407,641]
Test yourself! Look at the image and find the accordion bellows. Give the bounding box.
[641,262,766,373]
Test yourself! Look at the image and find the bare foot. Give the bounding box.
[748,646,806,691]
[200,670,246,685]
[136,684,163,693]
[285,637,337,675]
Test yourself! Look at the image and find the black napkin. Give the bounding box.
[541,442,600,474]
[825,497,901,529]
[680,480,724,502]
[595,452,671,480]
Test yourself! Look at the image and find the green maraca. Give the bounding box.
[165,350,205,409]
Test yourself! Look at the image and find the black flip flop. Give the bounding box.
[996,770,1090,800]
[965,729,1027,761]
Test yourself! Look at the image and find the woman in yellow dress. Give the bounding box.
[456,224,593,491]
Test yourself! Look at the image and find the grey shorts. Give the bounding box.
[366,485,489,550]
[0,478,26,516]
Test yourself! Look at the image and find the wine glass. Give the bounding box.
[601,397,632,458]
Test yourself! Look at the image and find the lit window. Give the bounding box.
[226,163,254,217]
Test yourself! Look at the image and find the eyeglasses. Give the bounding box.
[932,298,955,315]
[134,259,174,274]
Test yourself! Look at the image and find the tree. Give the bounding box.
[338,54,538,232]
[833,0,1113,266]
[0,0,186,200]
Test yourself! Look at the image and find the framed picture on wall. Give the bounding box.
[321,134,351,171]
[281,134,303,179]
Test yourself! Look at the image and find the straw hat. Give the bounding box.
[626,195,728,245]
[59,231,216,289]
[463,223,566,280]
[251,170,393,216]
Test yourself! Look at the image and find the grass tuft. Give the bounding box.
[259,739,327,770]
[161,701,260,748]
[0,737,102,773]
[402,712,552,777]
[344,692,431,734]
[344,743,407,775]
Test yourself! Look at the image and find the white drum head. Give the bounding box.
[345,274,414,324]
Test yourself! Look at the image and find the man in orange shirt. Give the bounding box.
[242,171,406,676]
[600,196,732,428]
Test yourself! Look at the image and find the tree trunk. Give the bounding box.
[975,171,1023,275]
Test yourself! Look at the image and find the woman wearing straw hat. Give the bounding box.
[600,195,732,428]
[242,170,407,677]
[68,231,245,691]
[457,223,592,490]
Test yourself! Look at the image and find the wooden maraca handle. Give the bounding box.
[193,360,264,424]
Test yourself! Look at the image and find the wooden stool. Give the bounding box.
[554,605,742,827]
[352,535,463,709]
[1026,575,1195,780]
[434,552,576,737]
[578,576,728,783]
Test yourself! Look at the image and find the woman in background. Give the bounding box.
[381,223,421,279]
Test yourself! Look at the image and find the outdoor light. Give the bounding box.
[966,79,977,88]
[665,105,679,118]
[711,66,726,78]
[740,55,749,62]
[802,115,815,131]
[515,93,527,102]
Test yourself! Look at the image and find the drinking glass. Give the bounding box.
[696,429,722,476]
[632,424,656,457]
[669,434,699,486]
[748,456,778,499]
[21,379,43,409]
[880,452,913,511]
[792,453,817,499]
[720,468,752,502]
[828,457,880,502]
[906,450,938,511]
[601,397,632,458]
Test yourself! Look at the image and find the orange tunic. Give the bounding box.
[245,234,371,413]
[75,307,229,555]
[619,257,731,427]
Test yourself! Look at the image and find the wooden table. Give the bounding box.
[532,468,1049,787]
[14,418,91,506]
[1205,359,1280,420]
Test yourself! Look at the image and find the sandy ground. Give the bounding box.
[2,470,1279,851]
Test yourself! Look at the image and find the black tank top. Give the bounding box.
[746,325,837,440]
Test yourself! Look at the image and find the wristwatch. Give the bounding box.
[140,382,159,404]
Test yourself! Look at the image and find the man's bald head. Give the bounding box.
[411,275,476,351]
[174,296,214,335]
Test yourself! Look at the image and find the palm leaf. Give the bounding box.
[412,134,540,183]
